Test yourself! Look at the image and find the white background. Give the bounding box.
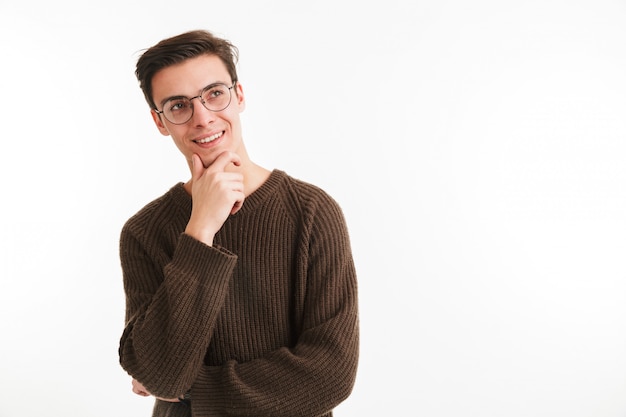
[1,1,626,416]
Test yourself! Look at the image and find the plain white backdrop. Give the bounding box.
[1,1,626,416]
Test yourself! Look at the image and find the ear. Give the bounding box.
[234,82,246,112]
[151,109,171,136]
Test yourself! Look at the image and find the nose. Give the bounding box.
[189,95,216,126]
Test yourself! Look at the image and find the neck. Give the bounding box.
[238,160,272,197]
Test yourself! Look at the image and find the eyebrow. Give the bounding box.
[158,81,229,108]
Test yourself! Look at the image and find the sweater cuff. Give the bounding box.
[169,233,238,280]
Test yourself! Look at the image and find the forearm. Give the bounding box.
[189,306,359,416]
[119,233,237,399]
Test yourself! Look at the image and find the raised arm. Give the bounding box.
[119,231,237,400]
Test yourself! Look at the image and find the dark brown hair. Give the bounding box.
[136,30,239,109]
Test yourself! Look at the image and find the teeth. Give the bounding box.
[196,131,223,144]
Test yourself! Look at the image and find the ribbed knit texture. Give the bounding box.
[119,170,359,417]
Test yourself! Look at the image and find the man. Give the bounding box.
[118,30,359,417]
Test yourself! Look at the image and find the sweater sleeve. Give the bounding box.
[188,195,359,416]
[119,231,238,399]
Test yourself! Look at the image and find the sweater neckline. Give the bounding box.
[169,169,285,215]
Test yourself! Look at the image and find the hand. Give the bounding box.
[185,151,245,246]
[131,379,180,403]
[131,378,150,397]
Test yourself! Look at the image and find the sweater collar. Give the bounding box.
[169,169,285,215]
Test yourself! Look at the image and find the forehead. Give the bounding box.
[151,54,231,102]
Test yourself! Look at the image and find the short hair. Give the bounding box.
[135,30,239,109]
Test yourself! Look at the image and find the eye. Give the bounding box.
[204,86,226,100]
[167,99,190,113]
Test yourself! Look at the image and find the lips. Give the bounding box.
[194,131,224,144]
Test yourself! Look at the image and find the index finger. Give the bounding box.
[208,151,241,172]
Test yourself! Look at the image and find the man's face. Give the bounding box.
[150,54,245,169]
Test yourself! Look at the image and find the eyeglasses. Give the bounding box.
[154,82,236,125]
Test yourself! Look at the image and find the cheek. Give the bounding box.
[171,131,190,147]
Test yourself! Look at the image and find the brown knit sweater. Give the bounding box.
[119,170,359,417]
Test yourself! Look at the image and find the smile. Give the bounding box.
[195,131,224,144]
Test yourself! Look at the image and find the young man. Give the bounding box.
[118,30,359,417]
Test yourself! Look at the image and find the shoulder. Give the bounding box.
[274,171,348,230]
[274,171,340,208]
[121,183,189,239]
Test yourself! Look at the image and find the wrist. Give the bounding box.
[184,223,215,246]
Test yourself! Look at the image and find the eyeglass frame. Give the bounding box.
[153,82,237,125]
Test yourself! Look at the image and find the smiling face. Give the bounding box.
[150,54,246,170]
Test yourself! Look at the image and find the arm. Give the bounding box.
[119,231,237,399]
[119,151,244,399]
[189,196,359,416]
